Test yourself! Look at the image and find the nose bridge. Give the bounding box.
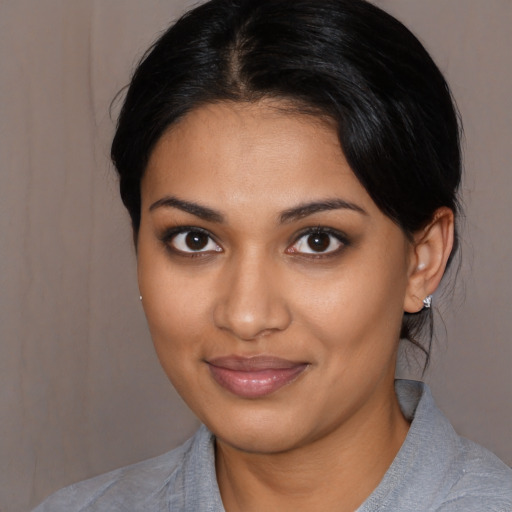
[213,247,291,340]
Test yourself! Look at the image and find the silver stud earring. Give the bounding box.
[139,295,143,301]
[423,295,432,309]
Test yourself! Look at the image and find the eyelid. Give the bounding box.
[159,226,222,255]
[286,226,349,257]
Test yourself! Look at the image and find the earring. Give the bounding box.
[139,295,143,301]
[423,295,432,309]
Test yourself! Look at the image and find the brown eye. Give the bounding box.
[289,230,344,256]
[169,230,222,254]
[185,232,209,251]
[307,233,331,252]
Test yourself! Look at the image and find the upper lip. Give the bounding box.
[207,355,307,371]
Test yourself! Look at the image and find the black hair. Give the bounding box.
[111,0,462,366]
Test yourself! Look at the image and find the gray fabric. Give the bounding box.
[33,380,512,511]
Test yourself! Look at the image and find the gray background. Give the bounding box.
[0,1,510,511]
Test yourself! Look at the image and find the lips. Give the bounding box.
[207,355,308,399]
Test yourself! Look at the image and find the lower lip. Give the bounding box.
[208,364,308,399]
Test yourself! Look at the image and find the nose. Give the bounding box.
[213,252,292,341]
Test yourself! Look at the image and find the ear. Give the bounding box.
[404,207,455,313]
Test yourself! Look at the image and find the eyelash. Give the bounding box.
[159,226,349,259]
[159,226,221,258]
[287,227,349,259]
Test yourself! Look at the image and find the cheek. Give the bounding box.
[289,249,408,355]
[136,239,208,357]
[139,272,210,400]
[142,273,209,348]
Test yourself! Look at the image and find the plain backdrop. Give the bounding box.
[0,1,510,511]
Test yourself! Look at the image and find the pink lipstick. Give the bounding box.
[207,356,308,398]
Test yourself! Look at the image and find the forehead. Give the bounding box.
[142,101,377,215]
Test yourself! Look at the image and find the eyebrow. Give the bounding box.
[149,195,367,224]
[279,199,367,223]
[149,196,224,223]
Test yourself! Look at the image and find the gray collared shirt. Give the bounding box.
[33,380,512,511]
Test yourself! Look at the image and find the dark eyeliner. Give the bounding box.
[297,226,350,244]
[157,225,217,257]
[289,226,350,258]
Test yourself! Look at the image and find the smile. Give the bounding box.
[207,356,309,399]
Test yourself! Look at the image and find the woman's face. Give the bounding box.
[137,101,415,453]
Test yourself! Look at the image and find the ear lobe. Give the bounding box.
[404,207,455,313]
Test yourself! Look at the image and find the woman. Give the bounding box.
[34,0,512,510]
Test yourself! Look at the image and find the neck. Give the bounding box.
[215,382,409,512]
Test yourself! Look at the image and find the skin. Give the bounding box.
[137,100,454,512]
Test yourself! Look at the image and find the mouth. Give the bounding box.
[206,355,309,399]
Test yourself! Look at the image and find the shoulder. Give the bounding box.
[435,436,512,511]
[364,381,512,512]
[31,432,197,512]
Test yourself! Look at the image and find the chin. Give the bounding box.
[215,423,308,455]
[199,398,325,455]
